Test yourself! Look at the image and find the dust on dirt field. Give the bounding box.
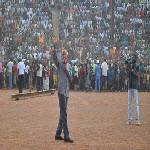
[0,90,150,150]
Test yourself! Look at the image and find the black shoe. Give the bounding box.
[15,98,19,101]
[55,136,64,140]
[64,138,74,143]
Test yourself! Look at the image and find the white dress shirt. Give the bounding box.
[18,61,25,75]
[101,61,108,76]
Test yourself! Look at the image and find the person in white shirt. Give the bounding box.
[36,61,43,91]
[101,59,108,91]
[25,62,30,89]
[7,59,14,89]
[74,63,79,88]
[74,63,78,78]
[17,58,25,94]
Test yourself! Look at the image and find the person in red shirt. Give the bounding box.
[131,33,134,40]
[79,64,85,90]
[13,62,18,88]
[139,10,144,18]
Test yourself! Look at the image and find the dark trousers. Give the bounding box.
[18,75,24,93]
[119,78,125,91]
[140,77,143,91]
[33,74,36,88]
[80,77,85,90]
[108,83,112,91]
[91,75,95,90]
[74,76,78,84]
[25,73,29,89]
[101,76,107,91]
[84,75,90,91]
[36,76,42,91]
[49,77,53,89]
[56,93,69,139]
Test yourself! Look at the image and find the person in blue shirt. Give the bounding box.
[95,60,101,92]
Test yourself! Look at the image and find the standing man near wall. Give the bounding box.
[13,62,18,88]
[101,59,108,91]
[95,60,101,92]
[84,59,90,92]
[7,59,14,89]
[53,45,73,143]
[46,62,50,90]
[36,61,43,91]
[25,62,30,89]
[126,54,140,126]
[17,58,25,94]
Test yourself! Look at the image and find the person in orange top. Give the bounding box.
[71,9,75,14]
[39,36,44,43]
[17,36,22,42]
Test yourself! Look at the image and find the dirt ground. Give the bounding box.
[0,90,150,150]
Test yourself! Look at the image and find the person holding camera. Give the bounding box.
[126,54,140,126]
[53,45,73,143]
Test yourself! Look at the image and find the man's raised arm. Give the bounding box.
[53,44,59,68]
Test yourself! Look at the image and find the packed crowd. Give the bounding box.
[0,0,55,90]
[56,0,150,91]
[0,56,150,92]
[58,0,150,60]
[0,0,150,92]
[0,0,54,63]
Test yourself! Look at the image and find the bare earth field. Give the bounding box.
[0,90,150,150]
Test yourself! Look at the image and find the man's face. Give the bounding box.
[132,56,136,64]
[62,51,67,59]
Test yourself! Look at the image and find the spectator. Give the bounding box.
[95,60,101,92]
[84,60,90,92]
[101,59,108,91]
[0,60,3,89]
[46,62,50,90]
[13,62,18,88]
[17,58,25,94]
[79,64,85,90]
[36,61,43,91]
[7,59,13,89]
[107,66,113,92]
[25,62,30,89]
